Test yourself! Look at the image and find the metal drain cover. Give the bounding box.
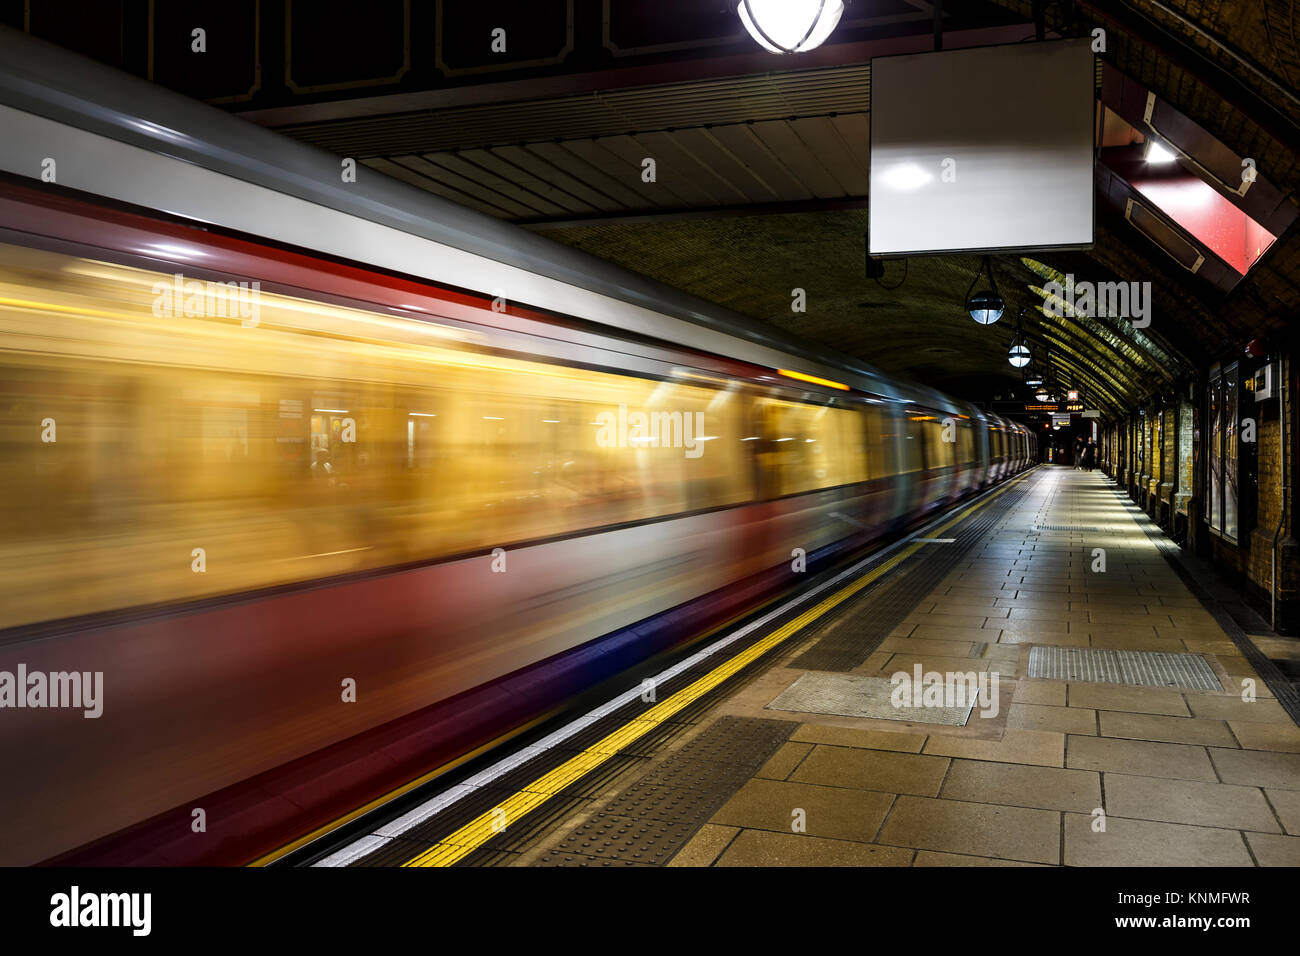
[765,671,976,725]
[1027,646,1223,691]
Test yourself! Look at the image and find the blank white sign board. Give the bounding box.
[869,39,1095,256]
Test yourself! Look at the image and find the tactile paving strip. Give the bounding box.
[765,670,977,725]
[1027,645,1223,691]
[792,477,1035,672]
[600,783,728,823]
[535,715,797,866]
[533,850,656,867]
[547,814,700,864]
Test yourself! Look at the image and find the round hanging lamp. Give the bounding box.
[964,255,1004,325]
[738,0,844,54]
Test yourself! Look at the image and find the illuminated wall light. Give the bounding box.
[737,0,843,54]
[1146,140,1178,163]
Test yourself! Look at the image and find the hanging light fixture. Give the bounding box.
[1007,309,1031,367]
[1029,346,1052,393]
[964,256,1004,324]
[737,0,844,54]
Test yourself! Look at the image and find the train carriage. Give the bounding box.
[0,26,1035,866]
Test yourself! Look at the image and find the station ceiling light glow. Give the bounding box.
[737,0,843,54]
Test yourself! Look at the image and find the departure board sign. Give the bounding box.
[1025,403,1059,412]
[869,39,1095,256]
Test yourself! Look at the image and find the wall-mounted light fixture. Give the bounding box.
[1145,140,1177,164]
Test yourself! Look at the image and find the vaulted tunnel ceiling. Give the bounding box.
[530,210,1199,417]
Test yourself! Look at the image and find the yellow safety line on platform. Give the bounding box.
[402,471,1032,867]
[246,712,556,867]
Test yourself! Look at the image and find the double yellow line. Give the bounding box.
[402,474,1029,867]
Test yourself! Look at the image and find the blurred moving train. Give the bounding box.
[0,27,1034,865]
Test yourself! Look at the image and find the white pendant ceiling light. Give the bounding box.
[1007,309,1031,367]
[964,256,1004,325]
[738,0,844,54]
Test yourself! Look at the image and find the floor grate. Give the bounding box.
[1027,645,1222,691]
[535,715,796,866]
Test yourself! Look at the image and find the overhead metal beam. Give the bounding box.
[523,196,870,230]
[238,24,1032,128]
